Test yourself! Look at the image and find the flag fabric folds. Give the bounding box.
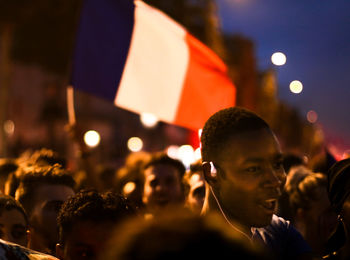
[71,0,236,130]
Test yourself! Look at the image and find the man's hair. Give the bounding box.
[0,158,18,178]
[15,164,76,216]
[101,209,270,260]
[142,152,186,179]
[27,148,66,168]
[0,194,28,226]
[201,107,270,162]
[57,189,137,245]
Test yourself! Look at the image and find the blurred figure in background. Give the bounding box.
[4,148,68,197]
[56,189,137,260]
[283,166,337,256]
[0,195,29,247]
[182,159,206,215]
[141,152,186,218]
[100,208,272,260]
[115,152,151,210]
[278,166,313,221]
[94,164,117,192]
[324,158,350,259]
[0,158,18,194]
[14,164,75,255]
[26,148,67,169]
[282,153,307,175]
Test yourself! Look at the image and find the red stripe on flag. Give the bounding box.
[174,33,236,130]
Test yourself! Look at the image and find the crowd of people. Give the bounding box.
[0,106,349,259]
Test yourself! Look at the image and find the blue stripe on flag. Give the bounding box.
[71,0,134,101]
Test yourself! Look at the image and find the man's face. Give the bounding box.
[187,172,205,214]
[58,221,113,260]
[0,209,28,247]
[214,128,286,229]
[142,164,183,212]
[30,184,75,251]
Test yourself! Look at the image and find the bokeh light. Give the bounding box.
[84,130,101,148]
[194,147,202,161]
[307,110,318,123]
[271,52,287,66]
[289,80,303,94]
[3,120,15,135]
[178,145,195,168]
[140,113,159,128]
[343,150,350,159]
[166,145,179,159]
[198,129,202,138]
[127,137,143,152]
[123,181,136,195]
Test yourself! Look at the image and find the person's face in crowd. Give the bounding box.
[142,163,183,213]
[186,172,205,214]
[214,128,286,229]
[57,221,113,260]
[30,184,75,250]
[0,208,28,246]
[301,187,338,252]
[341,195,350,232]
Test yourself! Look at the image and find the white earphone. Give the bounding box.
[209,161,217,178]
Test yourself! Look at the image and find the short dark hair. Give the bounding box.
[201,107,270,162]
[27,148,66,168]
[0,194,28,226]
[57,189,137,245]
[143,153,186,179]
[101,209,270,260]
[15,164,76,216]
[0,158,18,178]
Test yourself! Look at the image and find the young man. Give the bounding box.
[200,107,312,259]
[15,164,75,255]
[141,152,186,217]
[183,160,206,215]
[56,189,136,260]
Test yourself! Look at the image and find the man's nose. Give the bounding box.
[264,167,286,189]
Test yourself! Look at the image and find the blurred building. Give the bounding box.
[1,0,325,167]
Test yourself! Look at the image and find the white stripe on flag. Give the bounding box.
[115,0,189,122]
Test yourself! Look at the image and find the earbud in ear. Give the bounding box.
[210,162,217,178]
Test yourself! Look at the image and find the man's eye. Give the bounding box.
[245,166,261,173]
[11,225,27,240]
[273,161,284,170]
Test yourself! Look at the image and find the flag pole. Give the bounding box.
[66,86,76,125]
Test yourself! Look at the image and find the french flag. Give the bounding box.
[71,0,236,130]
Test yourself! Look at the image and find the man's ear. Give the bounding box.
[56,243,64,260]
[202,161,217,186]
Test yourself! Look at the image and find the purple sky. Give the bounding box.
[216,0,350,155]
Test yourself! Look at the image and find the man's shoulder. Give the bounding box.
[0,239,58,260]
[252,215,292,240]
[252,215,312,259]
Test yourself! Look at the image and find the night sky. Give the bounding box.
[216,0,350,155]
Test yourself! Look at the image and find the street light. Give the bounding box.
[289,80,303,94]
[271,52,286,66]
